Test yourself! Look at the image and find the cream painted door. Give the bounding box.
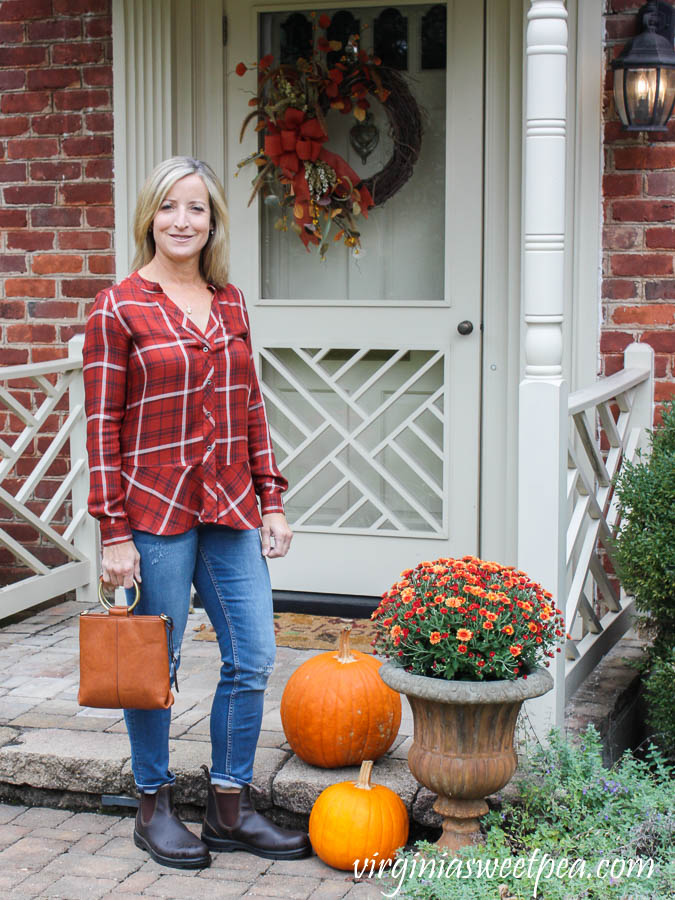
[226,1,483,596]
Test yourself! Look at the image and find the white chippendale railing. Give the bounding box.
[520,342,654,737]
[0,335,98,617]
[563,342,654,701]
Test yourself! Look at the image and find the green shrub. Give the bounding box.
[642,647,675,762]
[612,400,675,659]
[376,727,674,900]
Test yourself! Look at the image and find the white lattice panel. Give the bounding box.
[261,347,447,536]
[0,341,97,617]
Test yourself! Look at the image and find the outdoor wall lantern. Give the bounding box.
[612,0,675,131]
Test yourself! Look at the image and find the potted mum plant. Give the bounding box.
[373,555,564,852]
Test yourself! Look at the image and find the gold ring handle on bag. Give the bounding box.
[98,577,140,612]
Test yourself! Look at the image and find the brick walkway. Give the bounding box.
[0,802,388,898]
[0,599,418,898]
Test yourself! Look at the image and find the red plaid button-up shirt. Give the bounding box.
[83,271,287,546]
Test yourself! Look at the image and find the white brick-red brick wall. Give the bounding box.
[603,0,675,422]
[0,0,114,368]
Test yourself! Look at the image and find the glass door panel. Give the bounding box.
[259,5,447,301]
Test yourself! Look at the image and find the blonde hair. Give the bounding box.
[131,156,230,287]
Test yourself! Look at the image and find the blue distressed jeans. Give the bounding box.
[124,524,276,792]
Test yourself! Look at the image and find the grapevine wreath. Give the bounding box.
[236,12,423,257]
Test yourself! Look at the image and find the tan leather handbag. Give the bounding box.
[78,579,175,710]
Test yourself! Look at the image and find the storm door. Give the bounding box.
[226,2,483,596]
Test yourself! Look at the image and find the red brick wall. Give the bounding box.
[0,0,115,367]
[603,1,675,420]
[0,0,114,588]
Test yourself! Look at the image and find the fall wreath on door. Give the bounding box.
[236,11,423,257]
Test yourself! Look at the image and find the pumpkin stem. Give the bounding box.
[355,760,374,790]
[336,626,357,664]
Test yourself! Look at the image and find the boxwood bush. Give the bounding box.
[612,400,675,659]
[612,399,675,759]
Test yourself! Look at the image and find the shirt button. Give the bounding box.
[203,346,209,352]
[205,378,212,386]
[206,444,213,452]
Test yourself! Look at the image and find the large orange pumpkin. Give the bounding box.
[280,628,401,768]
[309,760,409,871]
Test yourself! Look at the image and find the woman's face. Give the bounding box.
[151,173,212,267]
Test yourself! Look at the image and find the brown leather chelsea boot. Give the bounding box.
[201,780,311,860]
[134,784,211,869]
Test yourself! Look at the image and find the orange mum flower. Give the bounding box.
[457,644,468,654]
[482,621,494,630]
[509,644,522,657]
[429,632,442,644]
[456,629,474,641]
[502,624,514,635]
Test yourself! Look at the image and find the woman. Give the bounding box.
[83,157,310,869]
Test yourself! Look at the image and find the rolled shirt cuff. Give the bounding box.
[259,490,285,516]
[99,516,134,546]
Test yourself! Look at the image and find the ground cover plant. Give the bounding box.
[375,726,674,899]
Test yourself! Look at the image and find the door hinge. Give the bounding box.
[222,14,228,47]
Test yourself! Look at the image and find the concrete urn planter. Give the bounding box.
[379,663,553,852]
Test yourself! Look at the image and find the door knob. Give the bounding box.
[457,320,474,335]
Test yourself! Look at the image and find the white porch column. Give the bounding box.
[518,0,568,738]
[111,0,226,280]
[112,0,174,280]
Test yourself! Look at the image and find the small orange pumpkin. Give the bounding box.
[309,760,409,871]
[280,628,401,768]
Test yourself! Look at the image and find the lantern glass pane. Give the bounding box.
[622,67,675,127]
[655,67,675,125]
[614,69,628,125]
[624,68,659,126]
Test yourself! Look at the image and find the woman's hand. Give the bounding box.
[260,513,293,558]
[101,540,141,589]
